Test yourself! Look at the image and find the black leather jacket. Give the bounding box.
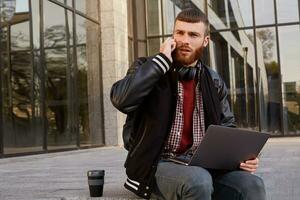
[110,53,235,199]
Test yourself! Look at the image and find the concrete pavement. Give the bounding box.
[0,137,300,200]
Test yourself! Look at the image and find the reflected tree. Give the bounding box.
[5,18,89,144]
[257,29,275,61]
[256,29,282,133]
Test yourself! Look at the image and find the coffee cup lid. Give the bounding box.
[87,170,105,177]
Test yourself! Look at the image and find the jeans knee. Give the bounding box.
[182,171,213,198]
[241,175,266,200]
[251,176,265,195]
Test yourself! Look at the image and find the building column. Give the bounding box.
[100,0,128,146]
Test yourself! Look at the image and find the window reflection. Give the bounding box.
[209,0,253,30]
[209,0,227,26]
[11,19,30,51]
[45,47,74,147]
[75,0,98,20]
[254,0,275,26]
[163,0,175,35]
[210,33,230,91]
[3,50,43,154]
[276,0,299,23]
[1,0,104,155]
[210,29,257,129]
[147,38,161,55]
[231,48,248,127]
[44,1,75,148]
[2,4,43,153]
[147,0,162,36]
[256,27,281,134]
[31,0,40,49]
[16,0,29,13]
[279,25,300,135]
[235,0,253,27]
[44,1,73,48]
[77,15,96,146]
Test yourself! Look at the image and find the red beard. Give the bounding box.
[172,44,204,66]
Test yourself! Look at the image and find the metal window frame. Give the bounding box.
[71,0,80,148]
[48,0,99,25]
[251,0,261,131]
[39,0,47,151]
[273,0,284,135]
[0,7,3,157]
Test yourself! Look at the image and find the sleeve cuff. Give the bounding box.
[152,53,172,74]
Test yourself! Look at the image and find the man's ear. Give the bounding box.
[203,35,210,47]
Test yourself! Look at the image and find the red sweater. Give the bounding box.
[177,80,196,154]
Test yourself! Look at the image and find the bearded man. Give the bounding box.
[110,8,266,200]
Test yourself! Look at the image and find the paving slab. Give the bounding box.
[0,137,300,200]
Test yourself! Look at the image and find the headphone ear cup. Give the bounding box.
[177,67,198,80]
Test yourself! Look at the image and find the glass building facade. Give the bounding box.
[1,0,300,157]
[128,0,300,136]
[0,0,104,156]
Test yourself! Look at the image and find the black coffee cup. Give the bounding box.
[87,170,105,197]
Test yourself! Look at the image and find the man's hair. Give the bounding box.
[175,8,210,35]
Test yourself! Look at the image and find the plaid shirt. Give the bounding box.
[162,66,205,159]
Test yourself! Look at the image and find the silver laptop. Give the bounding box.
[167,125,270,170]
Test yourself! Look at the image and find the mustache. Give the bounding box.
[175,44,192,51]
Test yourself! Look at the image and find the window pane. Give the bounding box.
[44,1,75,149]
[44,1,73,48]
[209,0,227,27]
[76,0,98,20]
[136,0,147,40]
[210,33,230,89]
[137,41,147,57]
[234,0,253,27]
[277,0,299,23]
[209,0,253,30]
[31,0,40,49]
[163,0,175,35]
[3,51,43,154]
[211,29,257,129]
[11,20,30,51]
[127,0,133,38]
[16,0,29,13]
[231,48,248,127]
[254,0,275,26]
[279,25,300,135]
[147,0,162,36]
[147,38,161,56]
[76,15,103,146]
[256,27,281,134]
[242,30,257,129]
[230,44,257,129]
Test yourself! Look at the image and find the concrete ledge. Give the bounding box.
[0,138,300,200]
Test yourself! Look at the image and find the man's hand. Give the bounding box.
[240,157,259,173]
[160,37,176,62]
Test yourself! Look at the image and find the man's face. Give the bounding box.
[172,20,209,66]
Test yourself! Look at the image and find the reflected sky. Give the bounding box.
[16,0,29,13]
[237,0,300,83]
[278,26,300,83]
[236,0,252,26]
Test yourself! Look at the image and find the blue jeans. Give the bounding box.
[151,161,266,200]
